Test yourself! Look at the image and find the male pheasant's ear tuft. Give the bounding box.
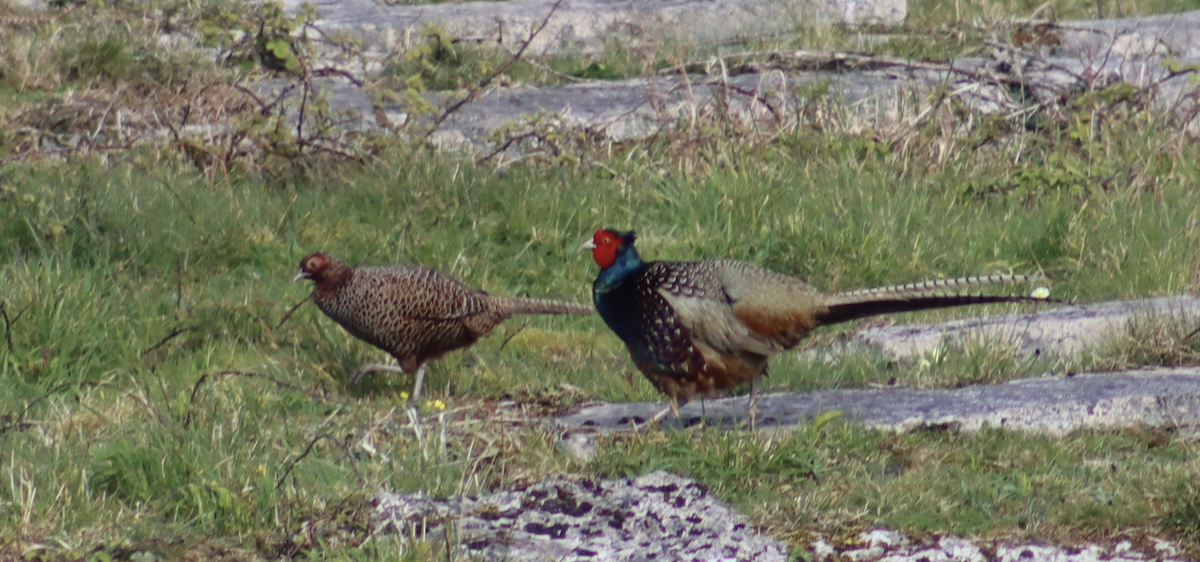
[590,229,626,269]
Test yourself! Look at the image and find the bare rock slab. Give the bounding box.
[373,470,789,561]
[289,0,906,57]
[559,369,1200,433]
[812,530,1183,562]
[560,297,1200,432]
[1055,10,1200,60]
[845,295,1200,361]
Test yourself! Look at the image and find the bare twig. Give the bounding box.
[434,0,564,127]
[141,325,195,356]
[0,297,34,354]
[275,433,363,490]
[275,294,313,330]
[2,379,166,435]
[498,322,528,353]
[185,369,317,429]
[295,138,368,164]
[455,35,586,84]
[311,67,366,88]
[1,301,11,353]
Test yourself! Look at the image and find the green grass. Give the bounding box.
[5,0,1200,560]
[5,100,1200,558]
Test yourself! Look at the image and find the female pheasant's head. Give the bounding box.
[583,228,640,270]
[294,251,349,285]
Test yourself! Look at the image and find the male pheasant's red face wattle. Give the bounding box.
[590,229,623,269]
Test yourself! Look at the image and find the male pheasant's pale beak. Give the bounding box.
[294,271,311,282]
[581,239,596,251]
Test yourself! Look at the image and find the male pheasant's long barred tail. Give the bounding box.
[831,274,1041,302]
[817,273,1051,326]
[493,297,595,316]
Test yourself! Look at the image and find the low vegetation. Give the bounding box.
[3,0,1200,559]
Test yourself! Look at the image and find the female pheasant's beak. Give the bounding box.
[581,239,597,251]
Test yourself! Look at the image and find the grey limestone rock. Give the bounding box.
[373,470,789,561]
[811,530,1182,562]
[286,0,906,59]
[558,296,1200,432]
[558,369,1200,433]
[844,296,1200,361]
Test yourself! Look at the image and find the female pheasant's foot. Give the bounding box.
[348,363,408,386]
[349,363,427,401]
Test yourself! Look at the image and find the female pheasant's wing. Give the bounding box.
[363,265,490,321]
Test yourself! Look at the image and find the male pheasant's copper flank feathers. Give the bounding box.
[585,228,1054,421]
[296,251,592,399]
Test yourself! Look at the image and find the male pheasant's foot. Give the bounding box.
[642,398,685,428]
[648,405,675,427]
[348,363,408,387]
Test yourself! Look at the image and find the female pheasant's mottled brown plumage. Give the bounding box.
[585,229,1054,423]
[296,251,592,398]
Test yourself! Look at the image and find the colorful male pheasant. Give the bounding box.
[584,229,1051,424]
[296,251,592,399]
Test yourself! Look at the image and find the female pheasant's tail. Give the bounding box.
[492,296,595,316]
[816,274,1054,326]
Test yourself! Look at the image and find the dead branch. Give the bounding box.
[434,0,565,127]
[275,433,363,490]
[185,369,318,429]
[275,294,313,330]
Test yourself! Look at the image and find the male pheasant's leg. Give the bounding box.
[746,378,759,431]
[349,363,408,386]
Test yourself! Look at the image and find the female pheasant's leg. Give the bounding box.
[349,363,408,386]
[410,364,428,401]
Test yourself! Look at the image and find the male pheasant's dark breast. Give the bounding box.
[597,261,723,380]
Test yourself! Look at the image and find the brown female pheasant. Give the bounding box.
[585,229,1052,424]
[296,251,592,399]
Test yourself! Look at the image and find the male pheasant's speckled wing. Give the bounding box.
[356,265,489,321]
[658,260,829,355]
